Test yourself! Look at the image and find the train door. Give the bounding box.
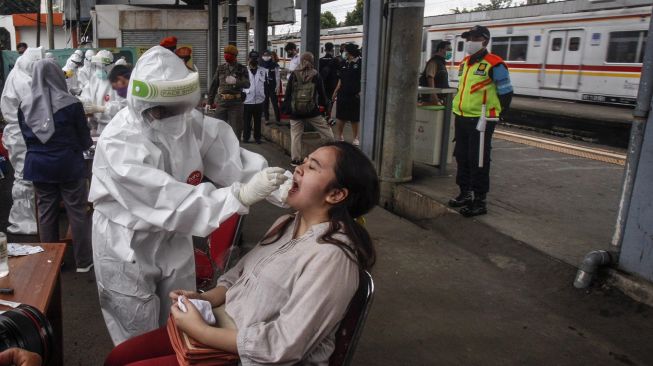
[542,29,584,90]
[450,36,466,83]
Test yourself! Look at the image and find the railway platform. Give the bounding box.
[262,120,653,306]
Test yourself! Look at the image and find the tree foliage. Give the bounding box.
[321,11,338,29]
[451,0,515,14]
[343,0,364,26]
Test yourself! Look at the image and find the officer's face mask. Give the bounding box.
[445,50,453,60]
[465,41,485,55]
[342,52,348,59]
[262,56,271,62]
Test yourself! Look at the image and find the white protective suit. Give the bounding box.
[77,49,95,88]
[80,50,125,134]
[63,53,84,95]
[89,46,287,345]
[0,48,43,234]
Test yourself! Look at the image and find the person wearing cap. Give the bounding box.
[208,44,250,141]
[448,25,513,217]
[175,46,193,69]
[332,43,362,146]
[260,49,281,123]
[319,42,340,114]
[242,51,267,144]
[160,36,177,52]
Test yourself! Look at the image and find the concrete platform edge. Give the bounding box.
[261,121,653,308]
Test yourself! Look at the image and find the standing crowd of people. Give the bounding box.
[207,40,364,166]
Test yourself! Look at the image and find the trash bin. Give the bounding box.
[413,105,455,166]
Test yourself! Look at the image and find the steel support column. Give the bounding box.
[360,0,385,161]
[300,0,320,60]
[46,0,54,49]
[255,0,269,53]
[228,0,237,46]
[208,0,220,91]
[378,0,425,207]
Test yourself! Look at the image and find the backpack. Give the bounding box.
[290,71,317,115]
[418,56,437,87]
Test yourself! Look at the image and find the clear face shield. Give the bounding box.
[131,71,201,138]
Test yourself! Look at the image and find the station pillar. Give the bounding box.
[255,0,268,53]
[300,0,320,60]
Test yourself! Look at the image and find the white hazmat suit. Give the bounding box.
[77,49,95,88]
[63,53,84,95]
[80,50,124,134]
[89,46,288,345]
[0,48,44,234]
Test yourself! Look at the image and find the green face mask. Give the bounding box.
[445,51,452,60]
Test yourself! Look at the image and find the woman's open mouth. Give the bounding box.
[289,179,299,194]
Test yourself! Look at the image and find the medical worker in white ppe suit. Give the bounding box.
[77,49,95,88]
[80,49,124,134]
[89,46,290,345]
[0,47,44,234]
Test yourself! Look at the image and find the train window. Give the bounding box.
[569,37,581,51]
[607,31,647,63]
[491,36,528,61]
[552,38,562,51]
[457,41,464,52]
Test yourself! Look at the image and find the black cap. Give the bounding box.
[249,50,259,60]
[461,25,491,40]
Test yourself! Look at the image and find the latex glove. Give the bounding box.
[225,75,237,84]
[239,167,288,206]
[83,103,105,114]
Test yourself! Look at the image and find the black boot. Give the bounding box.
[448,190,473,208]
[461,194,487,217]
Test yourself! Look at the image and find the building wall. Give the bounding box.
[0,16,71,51]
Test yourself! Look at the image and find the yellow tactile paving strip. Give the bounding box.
[495,129,627,166]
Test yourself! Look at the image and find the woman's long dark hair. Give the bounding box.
[261,141,379,270]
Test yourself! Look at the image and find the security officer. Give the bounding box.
[449,25,513,217]
[208,44,250,141]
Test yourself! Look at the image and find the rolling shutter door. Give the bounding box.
[122,30,209,93]
[218,20,248,66]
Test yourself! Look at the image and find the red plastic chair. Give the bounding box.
[329,270,375,366]
[194,214,244,290]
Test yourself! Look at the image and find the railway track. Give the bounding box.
[494,128,627,166]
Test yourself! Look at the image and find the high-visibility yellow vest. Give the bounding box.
[453,53,504,118]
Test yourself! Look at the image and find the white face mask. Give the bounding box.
[262,56,271,61]
[465,41,485,55]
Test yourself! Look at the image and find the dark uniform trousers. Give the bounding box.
[453,115,497,195]
[216,103,244,141]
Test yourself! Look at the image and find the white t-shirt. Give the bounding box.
[288,54,300,72]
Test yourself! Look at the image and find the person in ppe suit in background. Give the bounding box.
[89,46,291,345]
[80,50,123,135]
[63,52,84,95]
[77,49,95,88]
[0,47,44,234]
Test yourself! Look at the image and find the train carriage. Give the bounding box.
[269,0,650,105]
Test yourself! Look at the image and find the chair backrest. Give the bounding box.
[208,213,244,272]
[329,270,375,366]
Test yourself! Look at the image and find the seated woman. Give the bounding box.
[105,141,379,366]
